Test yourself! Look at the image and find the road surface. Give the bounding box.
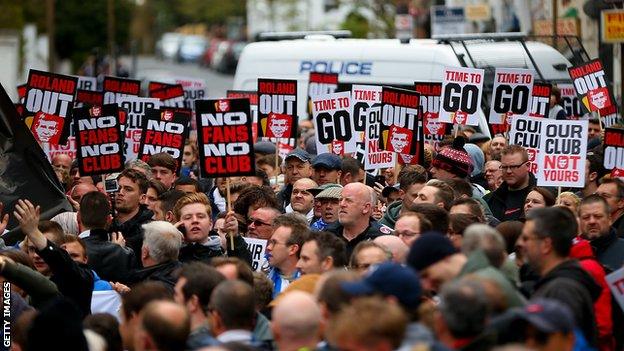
[132,56,234,98]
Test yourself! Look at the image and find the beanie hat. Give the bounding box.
[431,137,474,178]
[406,232,458,271]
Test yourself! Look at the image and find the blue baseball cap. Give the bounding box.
[406,232,457,272]
[341,262,422,309]
[285,148,312,163]
[515,298,575,333]
[311,153,342,170]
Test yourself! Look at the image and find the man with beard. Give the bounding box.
[110,169,153,264]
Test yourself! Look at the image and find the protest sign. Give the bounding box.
[603,128,624,170]
[529,83,551,118]
[599,104,621,128]
[415,82,448,151]
[559,84,583,119]
[257,78,298,145]
[103,76,141,104]
[536,119,587,187]
[74,104,124,176]
[606,266,624,312]
[379,86,422,166]
[243,237,268,272]
[174,77,207,109]
[75,90,104,108]
[117,96,160,162]
[489,68,534,125]
[439,66,484,126]
[24,70,78,145]
[138,108,189,169]
[227,90,259,142]
[308,72,338,116]
[17,84,26,104]
[76,76,97,91]
[149,83,186,108]
[568,59,613,112]
[353,85,395,170]
[508,116,542,174]
[312,91,357,156]
[195,98,255,177]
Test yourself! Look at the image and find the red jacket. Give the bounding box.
[570,237,614,351]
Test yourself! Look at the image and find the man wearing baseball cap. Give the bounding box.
[277,149,313,209]
[311,153,342,185]
[406,232,525,308]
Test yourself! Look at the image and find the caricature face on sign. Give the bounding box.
[588,88,610,111]
[215,100,230,112]
[162,110,174,121]
[388,126,411,154]
[452,111,467,125]
[267,114,291,138]
[399,153,415,164]
[330,140,344,155]
[425,114,443,135]
[32,112,62,144]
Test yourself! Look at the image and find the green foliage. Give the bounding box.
[0,0,25,30]
[341,11,369,38]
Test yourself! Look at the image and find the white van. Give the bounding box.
[233,33,574,136]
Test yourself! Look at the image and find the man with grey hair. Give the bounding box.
[129,221,183,289]
[326,182,387,258]
[126,159,152,179]
[271,291,322,351]
[435,279,494,350]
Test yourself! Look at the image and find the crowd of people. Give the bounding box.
[0,113,623,351]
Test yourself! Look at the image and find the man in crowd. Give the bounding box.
[277,149,313,209]
[311,153,342,185]
[311,184,342,231]
[266,213,309,297]
[394,212,431,247]
[380,166,428,229]
[596,178,624,236]
[173,262,225,349]
[78,191,135,284]
[147,152,178,189]
[209,280,258,345]
[134,300,190,351]
[484,145,537,221]
[296,231,347,274]
[340,157,365,185]
[152,189,186,222]
[247,207,281,240]
[286,178,318,223]
[489,135,507,160]
[272,291,323,351]
[414,180,454,210]
[484,160,503,191]
[518,207,600,347]
[578,194,624,272]
[110,168,154,260]
[326,182,386,258]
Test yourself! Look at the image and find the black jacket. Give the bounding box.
[36,239,94,318]
[590,229,624,273]
[83,228,137,284]
[179,234,253,267]
[483,173,537,222]
[276,183,293,211]
[325,220,387,259]
[612,213,624,238]
[531,259,601,347]
[110,205,153,266]
[129,260,183,290]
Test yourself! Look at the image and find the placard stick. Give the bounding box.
[598,110,604,131]
[393,154,401,185]
[454,123,459,138]
[226,177,234,250]
[557,186,562,198]
[274,139,280,186]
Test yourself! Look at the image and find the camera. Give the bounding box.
[104,173,120,193]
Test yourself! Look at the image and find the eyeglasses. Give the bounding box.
[248,218,272,227]
[500,162,527,171]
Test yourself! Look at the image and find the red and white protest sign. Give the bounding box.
[257,78,297,146]
[195,98,255,177]
[606,267,624,312]
[536,119,587,187]
[559,84,583,119]
[24,70,78,145]
[529,83,551,118]
[103,76,141,104]
[415,82,447,151]
[149,83,186,108]
[74,104,124,176]
[603,128,624,170]
[228,90,258,142]
[508,116,542,175]
[138,108,190,170]
[76,75,97,91]
[312,91,357,156]
[439,66,484,126]
[174,77,207,109]
[568,59,613,112]
[117,96,160,162]
[489,68,534,125]
[599,104,621,128]
[353,85,394,170]
[379,87,422,161]
[75,90,104,108]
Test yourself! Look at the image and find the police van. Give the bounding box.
[233,32,577,136]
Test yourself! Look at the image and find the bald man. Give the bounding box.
[51,182,100,235]
[374,235,409,264]
[52,154,72,172]
[272,291,322,351]
[326,182,387,258]
[287,178,318,223]
[134,300,190,351]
